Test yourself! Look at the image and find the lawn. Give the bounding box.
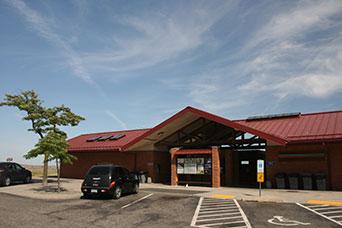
[23,165,57,177]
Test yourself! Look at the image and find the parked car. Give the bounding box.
[0,162,32,186]
[81,164,139,199]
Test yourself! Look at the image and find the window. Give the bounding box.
[14,164,23,171]
[88,166,110,175]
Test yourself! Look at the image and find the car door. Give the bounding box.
[14,164,26,182]
[8,164,20,182]
[119,168,131,193]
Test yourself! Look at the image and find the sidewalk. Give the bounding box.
[140,183,342,204]
[0,177,82,200]
[0,178,341,204]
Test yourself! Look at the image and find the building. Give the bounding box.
[61,106,342,190]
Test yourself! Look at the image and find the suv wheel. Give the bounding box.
[25,175,31,184]
[113,186,122,199]
[132,183,139,194]
[4,177,11,186]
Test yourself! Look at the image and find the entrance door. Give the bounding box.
[237,150,265,187]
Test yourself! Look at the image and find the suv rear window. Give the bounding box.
[88,166,110,175]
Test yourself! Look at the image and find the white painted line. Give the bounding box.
[198,212,241,218]
[234,199,252,228]
[226,226,247,228]
[196,215,242,222]
[297,203,342,226]
[330,215,342,219]
[201,202,236,206]
[197,220,245,227]
[200,205,235,209]
[200,206,237,211]
[201,203,236,207]
[315,206,342,211]
[121,193,153,209]
[199,209,239,215]
[321,210,342,215]
[307,204,329,208]
[191,197,203,227]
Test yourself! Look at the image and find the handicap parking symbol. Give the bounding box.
[268,216,311,226]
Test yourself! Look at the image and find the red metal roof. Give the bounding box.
[68,129,150,152]
[68,107,342,152]
[235,110,342,144]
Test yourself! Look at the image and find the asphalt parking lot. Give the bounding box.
[0,190,341,228]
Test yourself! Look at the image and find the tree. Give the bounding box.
[27,131,75,192]
[0,90,84,186]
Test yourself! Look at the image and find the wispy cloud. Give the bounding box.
[82,1,235,74]
[105,110,128,130]
[7,0,94,84]
[188,0,342,113]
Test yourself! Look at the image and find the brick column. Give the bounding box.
[170,148,180,186]
[212,146,220,188]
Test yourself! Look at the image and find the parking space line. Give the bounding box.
[320,210,342,215]
[191,197,203,227]
[191,197,251,228]
[200,206,237,211]
[199,209,240,215]
[315,206,342,211]
[198,212,241,218]
[234,199,252,228]
[196,216,242,222]
[198,220,246,227]
[297,203,342,226]
[121,193,153,209]
[307,204,330,208]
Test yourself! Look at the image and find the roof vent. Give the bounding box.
[246,112,301,121]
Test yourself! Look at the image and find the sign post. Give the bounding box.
[257,159,264,197]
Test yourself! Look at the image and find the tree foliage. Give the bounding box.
[0,90,84,187]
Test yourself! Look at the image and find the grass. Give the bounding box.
[23,165,58,177]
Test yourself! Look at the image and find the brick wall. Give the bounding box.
[266,142,342,190]
[327,143,342,190]
[61,150,170,183]
[61,151,136,179]
[211,146,220,188]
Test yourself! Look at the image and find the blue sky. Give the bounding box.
[0,0,341,165]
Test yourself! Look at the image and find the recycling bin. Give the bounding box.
[315,173,326,190]
[301,173,313,190]
[275,173,286,189]
[288,173,299,189]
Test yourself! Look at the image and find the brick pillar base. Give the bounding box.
[170,148,180,186]
[212,146,220,187]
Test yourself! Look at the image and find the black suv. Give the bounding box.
[81,164,139,199]
[0,162,32,186]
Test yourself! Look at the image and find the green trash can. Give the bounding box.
[275,173,286,189]
[301,173,313,190]
[288,173,299,189]
[315,173,326,190]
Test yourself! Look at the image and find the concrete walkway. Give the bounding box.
[140,183,342,205]
[0,178,83,200]
[0,178,341,205]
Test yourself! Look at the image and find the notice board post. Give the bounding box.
[257,159,264,197]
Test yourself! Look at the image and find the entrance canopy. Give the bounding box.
[123,106,287,151]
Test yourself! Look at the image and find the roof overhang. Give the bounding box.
[123,106,288,151]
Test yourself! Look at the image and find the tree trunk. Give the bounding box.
[42,154,49,187]
[56,159,61,193]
